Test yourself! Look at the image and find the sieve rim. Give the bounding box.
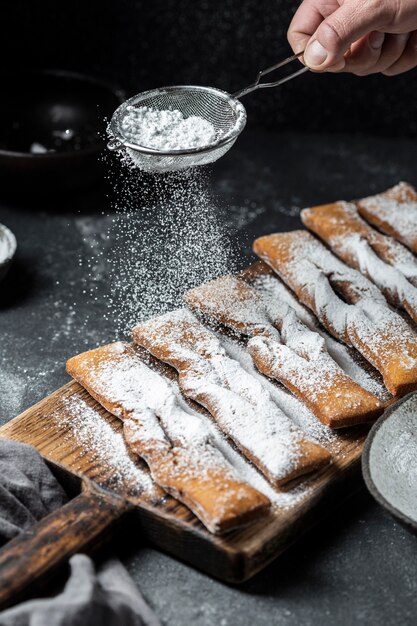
[108,85,247,156]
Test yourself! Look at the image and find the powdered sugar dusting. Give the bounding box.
[121,106,221,151]
[279,231,385,338]
[81,169,239,336]
[302,201,417,324]
[68,343,312,508]
[187,275,381,425]
[59,394,156,496]
[256,232,417,387]
[341,235,417,320]
[86,342,215,452]
[186,275,281,338]
[221,336,336,446]
[252,273,389,401]
[134,309,327,484]
[380,236,417,287]
[358,182,417,252]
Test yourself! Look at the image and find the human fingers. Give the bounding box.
[302,0,393,70]
[342,31,385,75]
[344,32,411,75]
[382,31,417,74]
[287,0,340,57]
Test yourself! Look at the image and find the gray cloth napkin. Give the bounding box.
[0,440,67,543]
[0,439,161,626]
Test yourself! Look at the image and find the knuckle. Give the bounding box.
[389,0,403,23]
[287,29,307,50]
[368,0,394,21]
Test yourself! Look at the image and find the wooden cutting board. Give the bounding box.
[0,262,387,608]
[0,381,368,580]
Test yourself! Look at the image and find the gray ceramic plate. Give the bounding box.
[0,223,16,281]
[362,392,417,532]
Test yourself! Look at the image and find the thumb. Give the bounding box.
[304,0,389,69]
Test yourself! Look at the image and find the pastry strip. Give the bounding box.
[356,182,417,254]
[253,230,417,396]
[132,309,331,487]
[302,200,417,324]
[185,276,382,428]
[246,266,390,403]
[67,342,270,534]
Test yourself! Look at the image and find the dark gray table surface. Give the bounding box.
[1,129,417,625]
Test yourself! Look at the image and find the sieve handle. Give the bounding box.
[233,51,308,99]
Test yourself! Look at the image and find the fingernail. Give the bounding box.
[369,31,385,49]
[304,40,328,67]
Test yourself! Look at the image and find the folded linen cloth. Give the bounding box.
[0,439,67,544]
[0,439,161,626]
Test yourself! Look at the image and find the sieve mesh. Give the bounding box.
[109,86,246,173]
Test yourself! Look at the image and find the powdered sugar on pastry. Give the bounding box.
[186,275,382,428]
[59,394,158,496]
[221,336,336,445]
[302,201,417,324]
[67,342,270,534]
[250,272,389,402]
[378,237,417,287]
[186,274,280,339]
[253,231,417,396]
[133,309,331,486]
[67,345,313,510]
[357,182,417,254]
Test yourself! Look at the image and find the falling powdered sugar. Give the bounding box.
[82,166,239,336]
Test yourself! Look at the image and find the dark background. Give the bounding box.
[2,0,417,136]
[1,2,417,625]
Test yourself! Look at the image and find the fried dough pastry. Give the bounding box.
[185,276,382,428]
[133,310,331,486]
[253,231,417,396]
[67,342,270,534]
[302,200,417,324]
[357,182,417,254]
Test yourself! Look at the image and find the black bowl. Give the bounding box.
[362,392,417,534]
[0,70,125,195]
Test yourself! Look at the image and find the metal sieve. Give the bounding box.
[107,52,307,174]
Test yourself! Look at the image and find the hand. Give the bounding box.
[288,0,417,75]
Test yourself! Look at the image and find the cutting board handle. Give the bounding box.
[0,481,131,610]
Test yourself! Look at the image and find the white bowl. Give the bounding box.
[0,224,17,281]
